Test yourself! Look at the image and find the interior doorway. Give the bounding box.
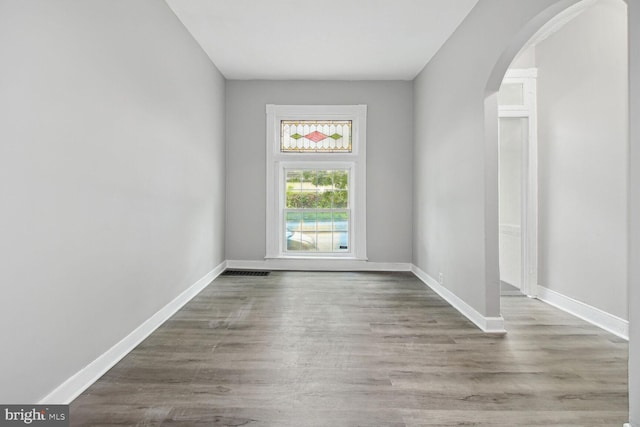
[498,70,538,297]
[486,0,631,420]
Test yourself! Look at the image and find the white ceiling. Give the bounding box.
[165,0,479,80]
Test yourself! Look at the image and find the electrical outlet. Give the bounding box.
[438,272,444,285]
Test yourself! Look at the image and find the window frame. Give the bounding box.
[265,104,367,260]
[281,162,354,256]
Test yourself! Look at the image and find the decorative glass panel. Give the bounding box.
[281,120,352,153]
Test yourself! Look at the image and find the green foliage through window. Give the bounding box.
[286,169,348,209]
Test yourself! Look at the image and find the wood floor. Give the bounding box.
[70,271,628,426]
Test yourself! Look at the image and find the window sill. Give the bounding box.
[266,255,369,261]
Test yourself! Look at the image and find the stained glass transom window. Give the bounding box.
[281,120,352,153]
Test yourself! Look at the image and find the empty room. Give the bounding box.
[1,0,638,426]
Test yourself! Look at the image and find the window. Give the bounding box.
[285,168,350,253]
[266,105,367,260]
[281,120,352,153]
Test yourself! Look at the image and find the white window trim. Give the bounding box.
[265,104,367,260]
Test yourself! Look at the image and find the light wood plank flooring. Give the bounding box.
[70,271,628,426]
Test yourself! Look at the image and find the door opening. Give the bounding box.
[498,69,538,298]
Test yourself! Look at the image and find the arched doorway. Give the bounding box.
[495,0,629,341]
[485,0,630,327]
[484,0,634,424]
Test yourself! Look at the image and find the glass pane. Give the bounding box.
[286,170,301,208]
[333,232,349,251]
[333,190,348,208]
[285,211,302,251]
[286,193,298,208]
[286,170,302,187]
[332,211,348,230]
[286,211,302,230]
[332,170,348,190]
[281,120,352,153]
[316,211,332,252]
[302,170,315,185]
[299,212,317,252]
[316,170,331,187]
[299,192,317,208]
[498,83,524,106]
[333,211,349,251]
[318,190,333,208]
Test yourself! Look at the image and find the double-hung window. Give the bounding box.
[266,105,367,260]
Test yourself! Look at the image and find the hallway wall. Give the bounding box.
[0,0,226,402]
[536,0,628,320]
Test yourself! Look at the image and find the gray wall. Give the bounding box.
[536,0,628,320]
[510,45,536,69]
[0,0,226,402]
[226,81,413,263]
[628,0,640,423]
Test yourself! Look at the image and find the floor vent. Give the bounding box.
[222,270,271,277]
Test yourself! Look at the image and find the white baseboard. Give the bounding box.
[536,286,629,340]
[39,260,228,404]
[226,259,412,272]
[411,264,506,334]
